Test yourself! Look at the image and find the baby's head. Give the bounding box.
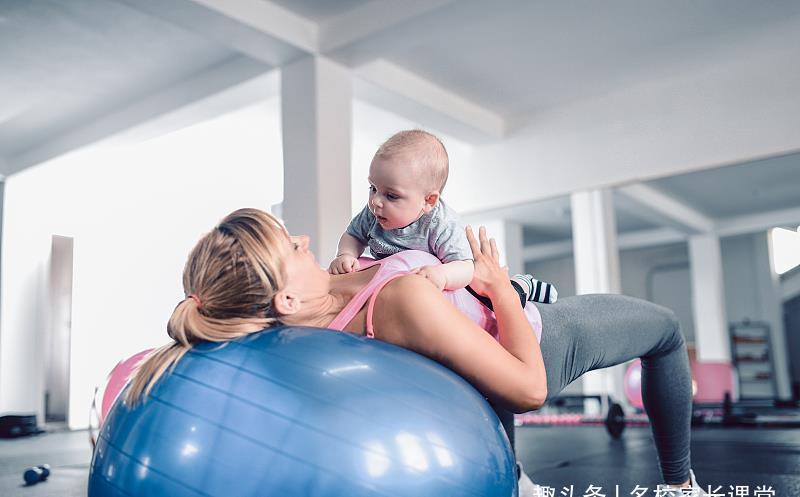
[368,129,449,229]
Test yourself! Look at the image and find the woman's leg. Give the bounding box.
[535,294,693,485]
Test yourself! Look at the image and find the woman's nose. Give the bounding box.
[299,235,310,250]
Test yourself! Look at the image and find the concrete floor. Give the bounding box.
[0,429,92,497]
[1,426,798,496]
[517,425,800,496]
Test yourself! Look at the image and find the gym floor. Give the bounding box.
[1,426,798,496]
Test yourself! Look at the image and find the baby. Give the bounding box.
[329,129,557,306]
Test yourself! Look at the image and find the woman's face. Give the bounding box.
[282,234,330,299]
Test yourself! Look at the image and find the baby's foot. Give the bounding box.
[511,274,558,304]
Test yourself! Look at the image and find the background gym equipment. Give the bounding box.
[515,395,649,439]
[0,414,45,439]
[89,326,517,497]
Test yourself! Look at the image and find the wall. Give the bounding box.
[0,94,478,429]
[449,24,800,215]
[0,179,3,405]
[783,267,800,302]
[351,100,474,217]
[783,295,800,397]
[526,243,694,341]
[722,235,763,323]
[525,231,793,398]
[0,100,284,428]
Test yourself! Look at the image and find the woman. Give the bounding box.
[128,208,705,496]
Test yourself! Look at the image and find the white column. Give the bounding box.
[476,219,524,274]
[688,234,731,362]
[281,56,352,264]
[754,231,792,399]
[571,190,622,294]
[570,189,625,410]
[0,179,3,308]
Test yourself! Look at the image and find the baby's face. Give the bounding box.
[368,157,432,230]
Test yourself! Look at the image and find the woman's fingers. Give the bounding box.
[479,226,491,256]
[466,225,481,257]
[467,225,501,262]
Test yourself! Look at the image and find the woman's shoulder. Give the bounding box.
[378,273,439,305]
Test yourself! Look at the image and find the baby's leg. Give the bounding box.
[511,274,558,304]
[536,294,692,485]
[466,275,558,311]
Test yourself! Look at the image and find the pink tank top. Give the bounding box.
[327,250,543,342]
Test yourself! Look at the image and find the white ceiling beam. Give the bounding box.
[524,228,686,262]
[617,184,715,234]
[716,205,800,238]
[522,205,800,263]
[115,0,316,65]
[616,227,688,249]
[4,57,271,177]
[523,240,573,262]
[105,71,280,147]
[355,59,506,139]
[190,0,317,52]
[325,1,490,67]
[319,0,456,53]
[119,0,505,144]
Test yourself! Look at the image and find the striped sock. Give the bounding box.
[511,274,558,304]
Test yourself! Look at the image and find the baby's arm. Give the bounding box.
[420,206,474,289]
[329,233,366,274]
[440,260,474,290]
[415,260,474,291]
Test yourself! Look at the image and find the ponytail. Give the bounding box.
[124,209,287,405]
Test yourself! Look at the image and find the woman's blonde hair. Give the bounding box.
[126,208,288,404]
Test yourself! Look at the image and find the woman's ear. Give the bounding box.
[423,191,440,213]
[272,290,301,316]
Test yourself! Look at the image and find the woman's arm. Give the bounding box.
[372,227,547,413]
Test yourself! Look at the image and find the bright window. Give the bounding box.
[770,227,800,274]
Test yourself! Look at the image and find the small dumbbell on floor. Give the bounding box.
[23,464,50,485]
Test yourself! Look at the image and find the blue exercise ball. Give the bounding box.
[89,326,516,497]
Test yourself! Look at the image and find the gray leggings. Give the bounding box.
[495,294,692,485]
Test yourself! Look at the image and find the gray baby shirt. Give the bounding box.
[345,200,472,263]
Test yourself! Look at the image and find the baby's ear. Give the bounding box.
[423,191,440,212]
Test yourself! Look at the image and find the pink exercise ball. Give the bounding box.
[94,349,153,426]
[624,359,644,410]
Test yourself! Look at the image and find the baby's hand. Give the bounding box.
[329,254,360,274]
[412,265,447,291]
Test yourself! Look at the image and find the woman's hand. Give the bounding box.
[466,225,510,298]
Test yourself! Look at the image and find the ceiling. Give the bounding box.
[1,0,798,248]
[326,0,800,119]
[4,0,798,165]
[498,151,800,248]
[0,0,269,170]
[649,153,800,220]
[268,0,372,23]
